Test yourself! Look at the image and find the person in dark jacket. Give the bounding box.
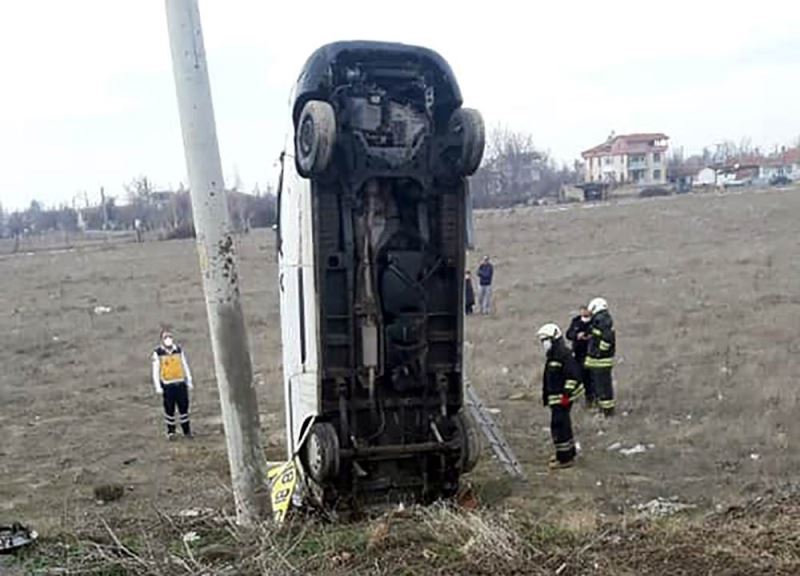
[537,323,585,469]
[464,270,475,315]
[566,305,595,407]
[585,297,616,417]
[477,256,494,314]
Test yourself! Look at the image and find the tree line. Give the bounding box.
[0,177,277,240]
[470,128,578,209]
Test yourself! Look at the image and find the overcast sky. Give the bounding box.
[1,0,799,210]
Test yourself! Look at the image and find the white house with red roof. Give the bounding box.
[582,132,669,185]
[758,147,800,182]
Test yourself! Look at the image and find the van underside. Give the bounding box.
[287,42,483,506]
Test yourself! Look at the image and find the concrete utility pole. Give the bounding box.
[165,0,269,524]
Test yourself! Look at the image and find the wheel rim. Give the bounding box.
[299,116,315,157]
[307,434,324,477]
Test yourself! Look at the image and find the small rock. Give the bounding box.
[332,551,353,565]
[179,507,213,518]
[750,453,760,461]
[619,444,647,456]
[501,366,509,375]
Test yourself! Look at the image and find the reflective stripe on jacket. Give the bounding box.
[586,310,615,369]
[541,340,583,406]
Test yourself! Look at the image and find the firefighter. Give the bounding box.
[566,305,595,408]
[585,297,616,417]
[537,323,584,469]
[151,329,194,439]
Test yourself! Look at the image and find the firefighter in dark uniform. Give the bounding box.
[537,323,584,469]
[566,305,595,408]
[585,297,616,417]
[151,329,194,439]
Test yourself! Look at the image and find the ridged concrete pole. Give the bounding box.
[165,0,268,525]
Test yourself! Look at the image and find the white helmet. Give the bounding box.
[587,297,608,315]
[536,322,562,341]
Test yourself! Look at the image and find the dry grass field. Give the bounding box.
[2,186,799,574]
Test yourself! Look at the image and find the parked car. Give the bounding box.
[769,174,791,186]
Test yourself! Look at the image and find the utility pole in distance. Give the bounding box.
[164,0,268,525]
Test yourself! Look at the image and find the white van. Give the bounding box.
[278,41,483,506]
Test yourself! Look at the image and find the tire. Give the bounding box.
[448,108,485,176]
[454,411,481,473]
[302,422,340,483]
[295,100,337,177]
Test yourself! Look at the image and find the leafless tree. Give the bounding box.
[471,127,572,208]
[738,137,753,156]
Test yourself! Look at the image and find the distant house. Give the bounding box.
[582,132,669,186]
[695,167,717,187]
[714,162,760,188]
[758,147,800,182]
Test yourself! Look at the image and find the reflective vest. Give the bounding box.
[155,346,186,384]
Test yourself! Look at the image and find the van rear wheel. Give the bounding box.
[295,100,337,177]
[448,108,485,176]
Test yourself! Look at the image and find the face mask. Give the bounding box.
[163,337,174,348]
[541,339,552,353]
[581,316,591,323]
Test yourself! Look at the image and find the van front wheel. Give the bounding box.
[303,422,340,483]
[454,411,481,473]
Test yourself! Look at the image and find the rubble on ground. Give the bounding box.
[634,497,696,518]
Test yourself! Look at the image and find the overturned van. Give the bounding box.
[278,41,484,506]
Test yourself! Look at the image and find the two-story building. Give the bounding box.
[582,132,669,185]
[758,147,800,182]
